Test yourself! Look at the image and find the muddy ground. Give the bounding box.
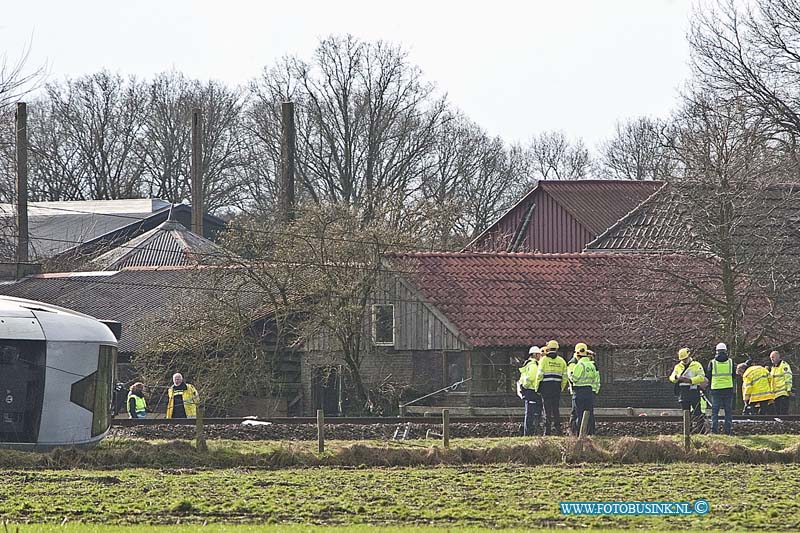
[109,419,800,441]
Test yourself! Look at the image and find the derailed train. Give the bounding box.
[0,296,119,449]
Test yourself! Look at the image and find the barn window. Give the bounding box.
[445,352,468,391]
[472,352,514,393]
[372,304,395,346]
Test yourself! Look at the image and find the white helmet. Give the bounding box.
[716,342,727,351]
[529,346,541,355]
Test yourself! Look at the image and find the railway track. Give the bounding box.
[112,414,800,426]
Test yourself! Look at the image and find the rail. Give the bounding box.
[112,414,800,426]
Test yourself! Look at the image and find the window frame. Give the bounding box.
[371,304,395,346]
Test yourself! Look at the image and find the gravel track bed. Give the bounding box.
[109,420,800,441]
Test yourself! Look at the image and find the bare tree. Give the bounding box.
[276,35,447,222]
[221,203,418,412]
[524,130,591,181]
[605,93,800,364]
[597,117,675,180]
[45,71,148,199]
[411,112,522,248]
[0,41,44,109]
[690,0,800,142]
[27,97,87,200]
[138,71,193,204]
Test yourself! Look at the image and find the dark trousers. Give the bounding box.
[679,392,703,429]
[775,395,790,415]
[710,388,733,435]
[569,396,578,435]
[541,394,561,435]
[523,399,543,436]
[573,387,595,435]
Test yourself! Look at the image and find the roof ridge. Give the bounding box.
[461,180,540,251]
[584,182,670,250]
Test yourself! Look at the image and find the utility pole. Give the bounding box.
[191,108,204,236]
[15,102,28,264]
[280,101,296,223]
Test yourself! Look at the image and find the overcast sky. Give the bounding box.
[0,0,695,151]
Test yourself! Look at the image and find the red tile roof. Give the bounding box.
[389,252,678,348]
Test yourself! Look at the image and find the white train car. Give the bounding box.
[0,296,118,449]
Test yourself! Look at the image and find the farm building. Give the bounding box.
[300,252,703,415]
[0,198,225,263]
[465,180,663,253]
[0,217,303,416]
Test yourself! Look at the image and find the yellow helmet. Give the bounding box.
[678,347,691,361]
[574,342,588,356]
[546,340,559,351]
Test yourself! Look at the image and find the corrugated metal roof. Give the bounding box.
[539,180,663,235]
[0,202,227,260]
[585,183,800,254]
[90,219,230,270]
[0,266,270,353]
[466,180,663,253]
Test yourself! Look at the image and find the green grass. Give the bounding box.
[0,463,797,530]
[2,435,800,530]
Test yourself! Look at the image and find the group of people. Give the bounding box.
[516,340,600,436]
[126,373,200,419]
[517,340,794,437]
[669,343,793,435]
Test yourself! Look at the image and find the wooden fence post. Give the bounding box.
[195,401,207,453]
[683,410,691,451]
[442,409,450,449]
[317,409,325,453]
[578,413,590,439]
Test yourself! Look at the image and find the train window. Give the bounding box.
[0,340,45,443]
[93,346,117,436]
[69,345,118,437]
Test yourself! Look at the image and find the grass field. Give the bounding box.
[2,435,799,531]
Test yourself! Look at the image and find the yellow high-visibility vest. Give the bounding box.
[518,359,538,390]
[711,359,734,390]
[742,366,774,404]
[770,361,793,398]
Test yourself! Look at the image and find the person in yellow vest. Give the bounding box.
[736,363,774,415]
[669,348,705,424]
[769,351,793,415]
[566,352,579,435]
[517,346,544,436]
[167,373,199,419]
[569,342,600,435]
[535,340,567,436]
[705,342,734,435]
[127,382,147,419]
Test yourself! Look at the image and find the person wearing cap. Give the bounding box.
[769,351,793,415]
[569,343,600,435]
[669,348,706,426]
[535,340,568,436]
[705,342,734,435]
[737,362,774,415]
[517,346,544,436]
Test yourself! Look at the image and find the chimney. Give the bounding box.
[280,101,296,223]
[15,102,28,263]
[191,107,204,236]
